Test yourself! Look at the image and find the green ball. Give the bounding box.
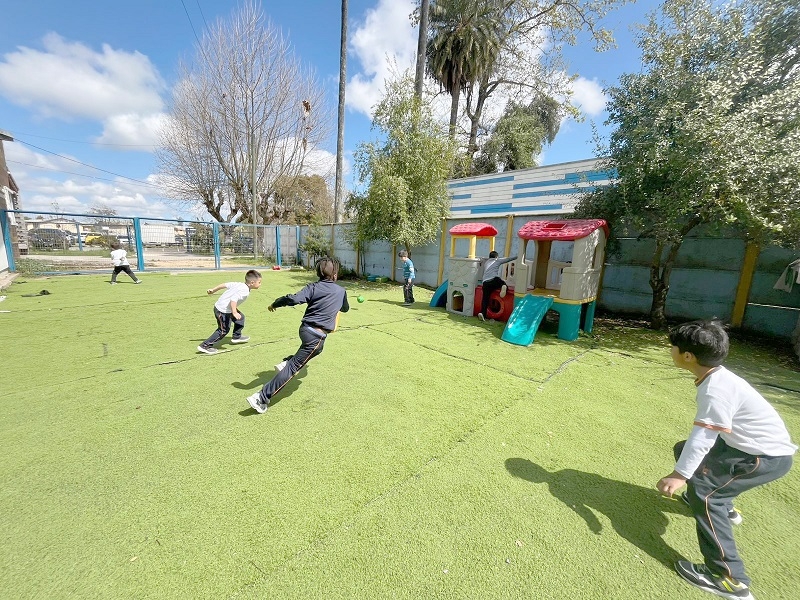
[357,295,365,303]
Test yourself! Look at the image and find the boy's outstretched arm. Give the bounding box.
[207,283,226,295]
[268,291,305,312]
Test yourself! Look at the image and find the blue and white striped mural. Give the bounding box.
[447,158,614,217]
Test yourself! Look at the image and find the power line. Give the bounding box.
[16,139,160,188]
[7,159,160,188]
[195,0,209,30]
[5,130,157,148]
[180,0,202,46]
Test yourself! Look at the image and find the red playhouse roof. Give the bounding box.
[449,222,498,237]
[517,219,608,241]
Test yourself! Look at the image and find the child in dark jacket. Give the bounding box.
[247,258,349,413]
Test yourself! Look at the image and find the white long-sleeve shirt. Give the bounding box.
[482,256,516,282]
[675,366,797,478]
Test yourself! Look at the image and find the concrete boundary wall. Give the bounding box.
[301,220,800,341]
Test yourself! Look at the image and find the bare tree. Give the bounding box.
[157,2,332,223]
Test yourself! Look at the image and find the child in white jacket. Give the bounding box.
[110,241,141,284]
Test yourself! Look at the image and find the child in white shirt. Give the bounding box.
[657,319,796,599]
[110,242,141,284]
[197,270,262,355]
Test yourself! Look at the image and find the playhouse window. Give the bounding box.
[550,241,573,263]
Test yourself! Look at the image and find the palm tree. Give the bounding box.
[425,0,504,137]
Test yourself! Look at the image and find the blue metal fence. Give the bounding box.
[0,210,301,274]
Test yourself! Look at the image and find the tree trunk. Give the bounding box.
[647,215,703,329]
[466,76,490,161]
[648,239,684,329]
[449,86,460,138]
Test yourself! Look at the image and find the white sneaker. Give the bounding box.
[274,360,287,372]
[247,392,268,414]
[500,285,507,298]
[231,336,250,344]
[478,313,485,321]
[197,345,218,355]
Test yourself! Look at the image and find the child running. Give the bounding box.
[197,270,262,355]
[109,241,142,284]
[247,258,349,413]
[656,319,796,600]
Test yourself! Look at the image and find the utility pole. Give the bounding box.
[334,0,348,224]
[250,130,258,259]
[414,0,429,98]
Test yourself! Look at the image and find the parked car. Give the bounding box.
[84,233,108,245]
[29,228,70,249]
[28,231,57,249]
[223,234,254,253]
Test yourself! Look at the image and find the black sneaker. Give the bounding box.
[231,336,250,344]
[675,561,753,599]
[681,492,743,525]
[197,345,219,355]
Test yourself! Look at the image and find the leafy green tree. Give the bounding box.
[473,96,561,173]
[575,0,800,329]
[298,217,331,266]
[348,71,457,253]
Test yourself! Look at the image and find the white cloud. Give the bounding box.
[0,33,166,146]
[570,77,606,116]
[347,0,417,117]
[5,144,173,219]
[95,112,168,146]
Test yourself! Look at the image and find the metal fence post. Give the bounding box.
[276,226,281,267]
[213,222,221,269]
[133,218,144,271]
[296,226,301,266]
[1,209,15,272]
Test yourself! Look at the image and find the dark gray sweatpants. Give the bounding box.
[675,437,792,584]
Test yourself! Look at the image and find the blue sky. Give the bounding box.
[0,0,659,221]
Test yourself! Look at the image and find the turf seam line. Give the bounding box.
[541,350,592,384]
[363,323,551,384]
[227,346,593,597]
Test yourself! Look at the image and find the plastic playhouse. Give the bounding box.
[429,223,516,321]
[501,219,608,345]
[429,218,608,345]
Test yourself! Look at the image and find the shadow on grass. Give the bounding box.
[506,458,687,569]
[234,367,309,414]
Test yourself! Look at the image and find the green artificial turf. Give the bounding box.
[1,271,798,599]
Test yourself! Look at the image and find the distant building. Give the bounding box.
[447,158,613,218]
